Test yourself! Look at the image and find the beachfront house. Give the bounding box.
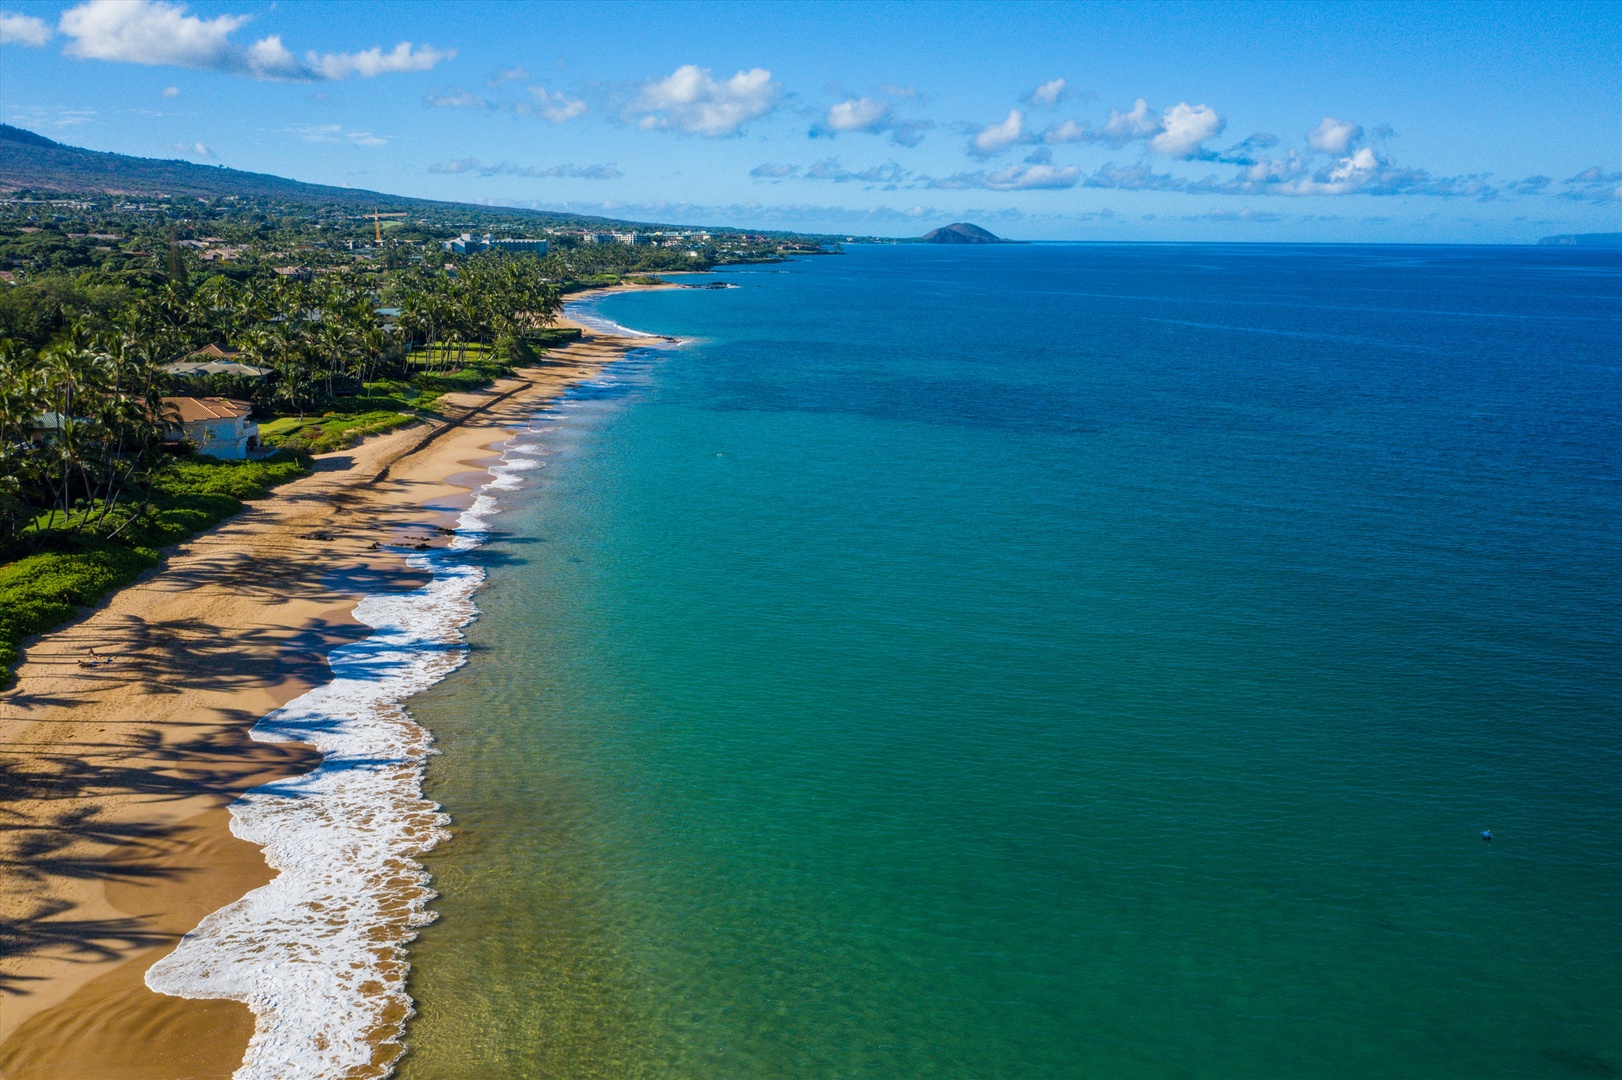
[161,396,258,459]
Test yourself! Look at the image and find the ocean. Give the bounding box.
[172,243,1622,1078]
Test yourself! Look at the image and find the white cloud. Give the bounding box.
[284,123,388,147]
[1561,166,1622,203]
[751,163,798,178]
[1043,118,1090,144]
[525,86,588,122]
[803,158,911,184]
[970,108,1027,157]
[488,65,528,86]
[1102,98,1158,145]
[55,0,451,81]
[1,11,51,45]
[815,95,932,146]
[983,162,1081,190]
[824,96,890,134]
[243,34,304,79]
[426,88,489,109]
[1307,116,1361,155]
[1149,102,1223,157]
[60,0,246,67]
[930,162,1081,190]
[161,84,179,97]
[171,140,211,157]
[429,158,619,179]
[1028,78,1066,108]
[308,41,450,80]
[630,64,778,137]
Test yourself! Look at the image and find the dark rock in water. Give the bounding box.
[921,222,1008,245]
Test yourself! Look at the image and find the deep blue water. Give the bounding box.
[400,244,1621,1079]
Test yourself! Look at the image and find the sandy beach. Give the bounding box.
[0,315,654,1079]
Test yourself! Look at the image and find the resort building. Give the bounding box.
[161,396,259,459]
[441,233,548,256]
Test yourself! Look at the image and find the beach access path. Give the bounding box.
[0,319,650,1079]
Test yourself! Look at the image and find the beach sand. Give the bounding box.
[0,317,652,1078]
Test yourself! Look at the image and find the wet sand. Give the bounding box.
[0,322,649,1078]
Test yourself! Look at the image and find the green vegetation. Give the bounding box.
[0,453,308,678]
[260,411,417,454]
[0,121,841,680]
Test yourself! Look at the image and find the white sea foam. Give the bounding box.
[146,319,665,1079]
[145,440,533,1076]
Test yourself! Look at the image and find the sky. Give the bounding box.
[1,0,1618,241]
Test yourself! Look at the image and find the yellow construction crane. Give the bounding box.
[370,208,407,244]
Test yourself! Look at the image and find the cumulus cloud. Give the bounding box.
[308,41,449,80]
[803,157,911,185]
[969,108,1029,158]
[1307,116,1362,155]
[750,163,798,178]
[1042,118,1091,144]
[1075,146,1499,200]
[161,84,179,97]
[983,163,1081,190]
[55,0,451,81]
[629,64,778,136]
[1149,102,1223,157]
[1508,175,1551,195]
[1035,97,1222,157]
[929,163,1081,191]
[813,95,933,146]
[1101,98,1158,145]
[430,158,620,179]
[823,96,889,133]
[1,10,51,45]
[1027,78,1067,109]
[523,86,588,122]
[1560,166,1622,202]
[170,140,212,157]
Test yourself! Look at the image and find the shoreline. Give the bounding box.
[0,312,660,1078]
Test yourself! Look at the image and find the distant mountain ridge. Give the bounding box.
[921,222,1009,244]
[0,124,686,232]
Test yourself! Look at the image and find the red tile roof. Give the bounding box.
[162,396,253,422]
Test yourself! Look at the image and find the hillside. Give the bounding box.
[2,125,672,232]
[921,222,1008,244]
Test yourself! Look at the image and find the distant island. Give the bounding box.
[921,222,1009,245]
[1536,232,1622,247]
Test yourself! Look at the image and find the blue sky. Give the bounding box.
[2,0,1618,241]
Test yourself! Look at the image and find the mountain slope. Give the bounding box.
[921,222,1008,244]
[0,125,640,229]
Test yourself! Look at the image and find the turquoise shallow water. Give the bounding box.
[398,244,1620,1079]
